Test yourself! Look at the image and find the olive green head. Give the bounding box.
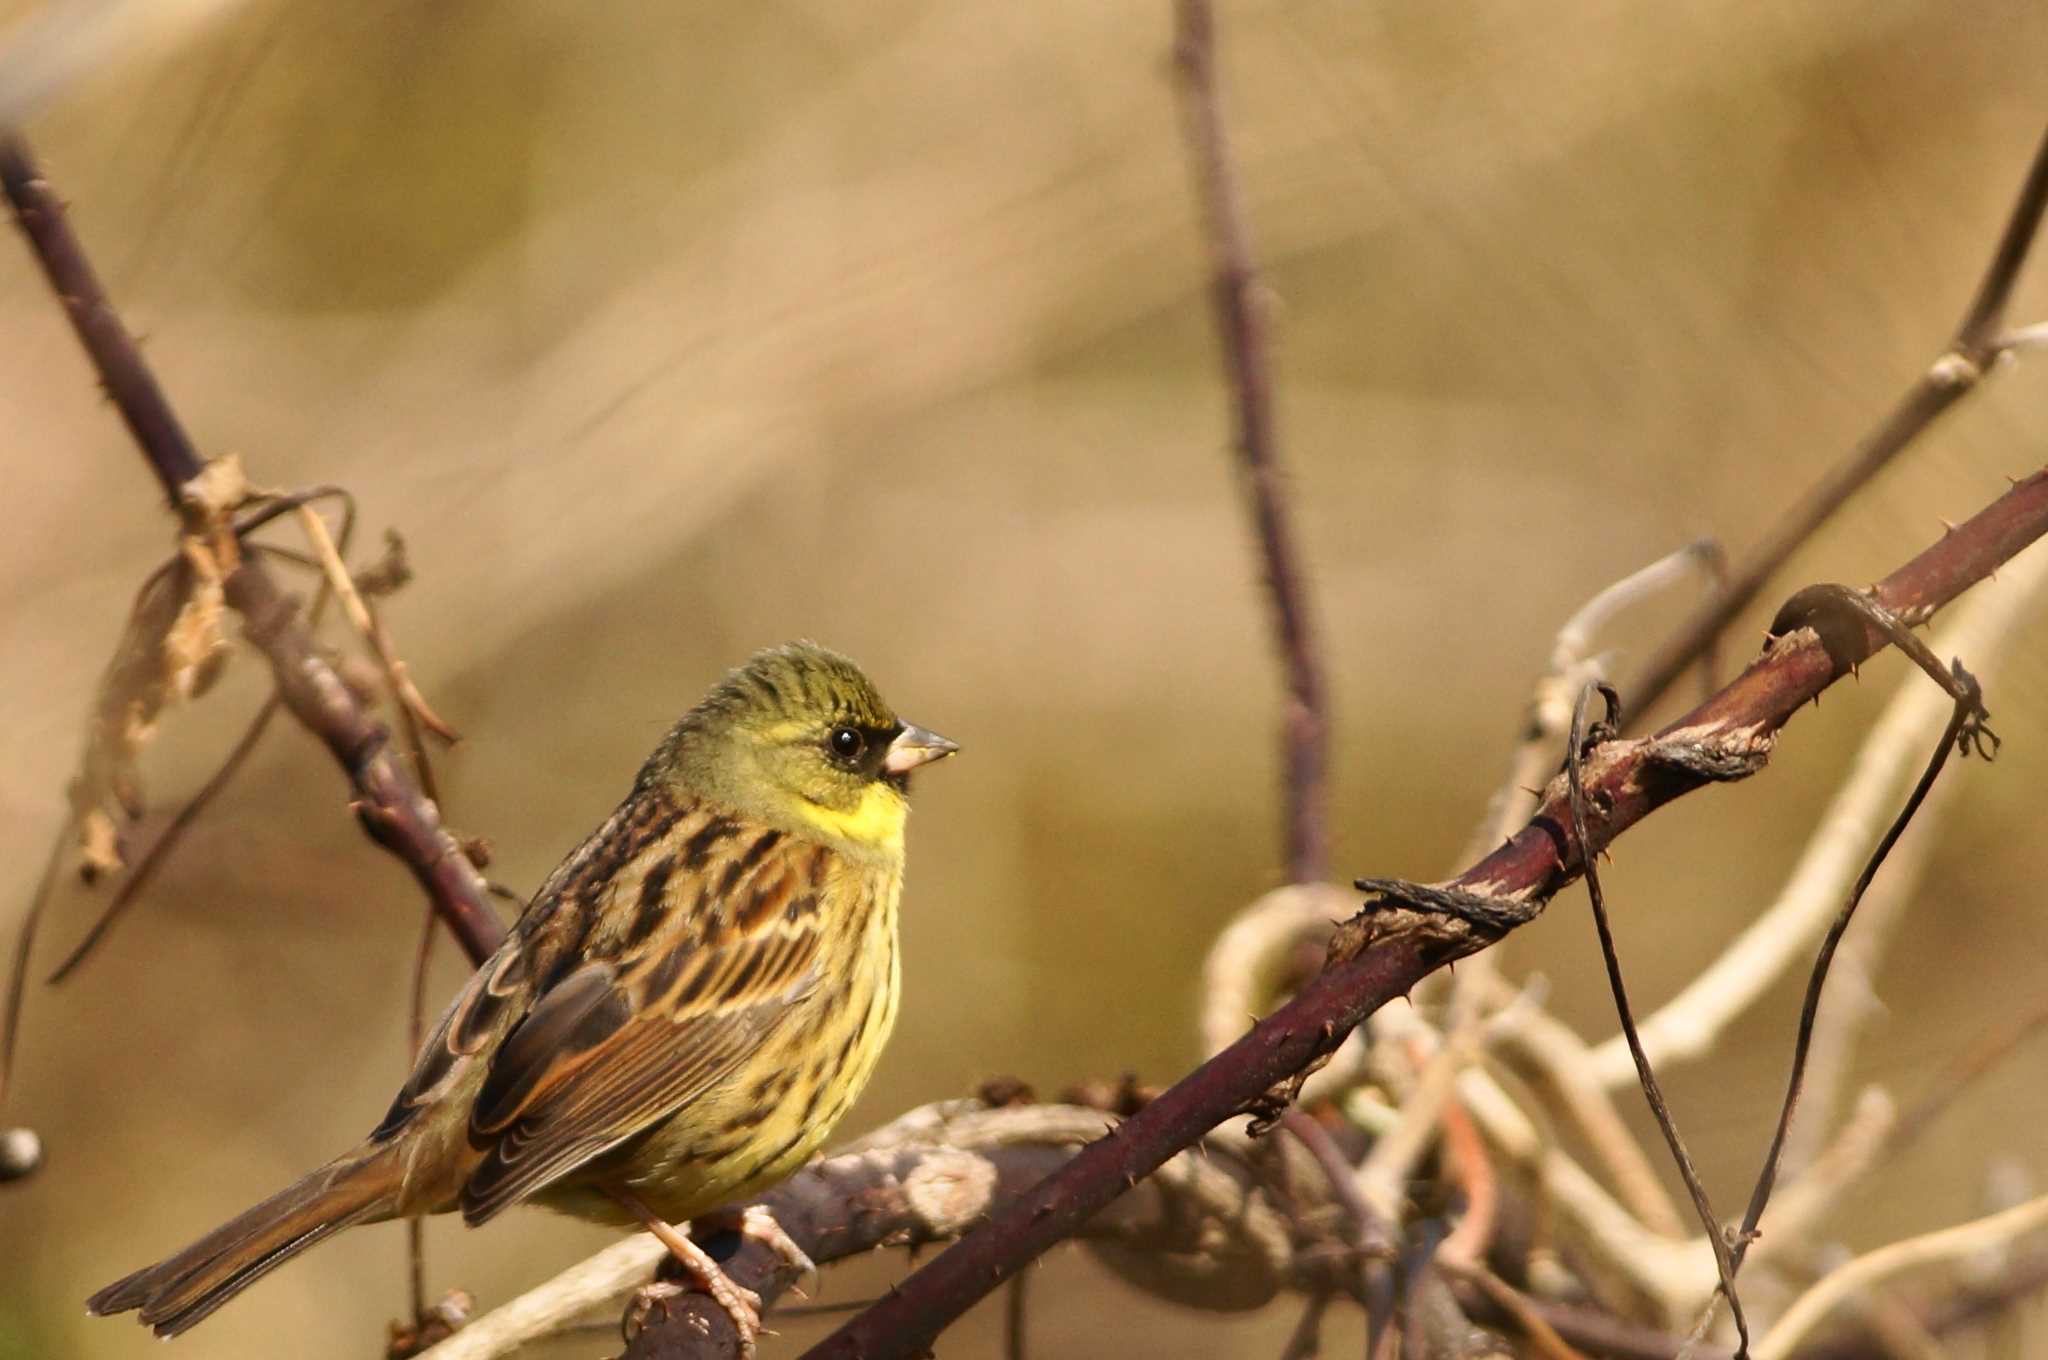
[654,642,957,851]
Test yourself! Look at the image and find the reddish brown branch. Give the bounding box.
[0,133,505,969]
[1624,120,2048,722]
[1173,0,1329,884]
[801,470,2048,1360]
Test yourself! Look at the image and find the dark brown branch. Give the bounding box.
[801,470,2048,1360]
[0,133,506,969]
[1173,0,1329,884]
[0,134,203,495]
[1624,120,2048,721]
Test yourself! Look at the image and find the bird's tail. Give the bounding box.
[88,1141,406,1337]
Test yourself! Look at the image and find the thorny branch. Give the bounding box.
[1172,0,1328,886]
[1624,120,2048,721]
[797,469,2048,1357]
[0,132,506,968]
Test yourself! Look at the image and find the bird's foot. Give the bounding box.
[705,1203,818,1297]
[611,1189,766,1357]
[622,1259,764,1357]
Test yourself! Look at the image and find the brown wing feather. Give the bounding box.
[458,812,827,1225]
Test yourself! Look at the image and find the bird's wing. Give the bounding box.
[457,812,832,1224]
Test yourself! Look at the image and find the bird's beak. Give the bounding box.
[884,722,959,775]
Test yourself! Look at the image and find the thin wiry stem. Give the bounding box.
[1731,612,1993,1275]
[406,902,440,1325]
[1564,682,1749,1357]
[44,695,282,983]
[0,831,66,1174]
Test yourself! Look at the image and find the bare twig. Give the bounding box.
[43,695,281,983]
[1625,120,2048,720]
[1172,0,1328,884]
[0,132,505,969]
[295,507,459,745]
[405,904,439,1328]
[0,832,64,1182]
[1282,1108,1390,1256]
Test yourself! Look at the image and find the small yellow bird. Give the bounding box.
[90,641,956,1353]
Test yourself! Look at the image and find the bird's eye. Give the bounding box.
[829,725,865,762]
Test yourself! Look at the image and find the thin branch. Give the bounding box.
[43,695,281,983]
[1624,120,2048,720]
[0,831,65,1182]
[1173,0,1328,884]
[0,132,505,969]
[296,507,459,745]
[405,904,440,1328]
[798,459,2048,1358]
[1280,1106,1394,1347]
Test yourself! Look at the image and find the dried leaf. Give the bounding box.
[66,531,235,879]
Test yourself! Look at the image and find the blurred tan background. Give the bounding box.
[3,2,2047,1356]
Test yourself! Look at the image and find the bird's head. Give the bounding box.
[660,641,957,855]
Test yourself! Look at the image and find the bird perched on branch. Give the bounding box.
[89,641,957,1356]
